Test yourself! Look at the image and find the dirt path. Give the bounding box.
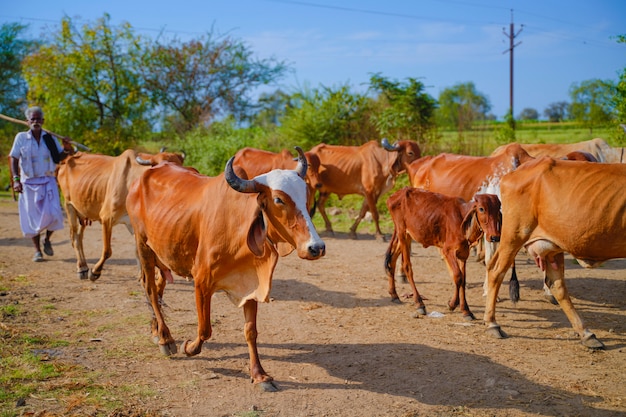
[0,197,624,416]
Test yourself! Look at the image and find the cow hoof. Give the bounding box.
[390,298,402,304]
[463,312,475,321]
[581,331,605,350]
[88,270,101,282]
[486,325,508,339]
[159,341,177,356]
[257,381,278,392]
[78,269,89,280]
[415,306,427,316]
[544,294,558,305]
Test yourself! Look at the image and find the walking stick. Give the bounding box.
[0,112,91,151]
[7,156,16,201]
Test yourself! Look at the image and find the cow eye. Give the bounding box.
[478,207,485,213]
[274,197,285,205]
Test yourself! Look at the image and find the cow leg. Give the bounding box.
[348,198,368,239]
[316,192,334,235]
[384,231,402,303]
[443,249,474,320]
[401,239,426,316]
[243,299,277,391]
[544,253,604,349]
[484,244,519,339]
[66,204,90,280]
[181,278,213,357]
[138,245,177,356]
[89,219,113,281]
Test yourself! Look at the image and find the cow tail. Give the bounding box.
[384,231,398,275]
[508,262,520,304]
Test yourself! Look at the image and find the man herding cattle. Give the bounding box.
[9,106,75,262]
[484,157,626,349]
[126,147,325,391]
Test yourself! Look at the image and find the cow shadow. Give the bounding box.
[187,340,619,416]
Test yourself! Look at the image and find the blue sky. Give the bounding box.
[2,0,625,119]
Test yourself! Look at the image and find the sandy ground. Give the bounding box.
[0,196,625,416]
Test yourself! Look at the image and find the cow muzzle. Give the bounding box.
[306,241,326,259]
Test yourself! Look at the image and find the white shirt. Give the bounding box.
[9,130,64,181]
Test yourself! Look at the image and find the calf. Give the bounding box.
[385,188,501,320]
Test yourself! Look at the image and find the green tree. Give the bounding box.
[569,78,616,133]
[277,84,374,149]
[141,30,288,133]
[437,82,491,133]
[543,101,569,122]
[368,73,437,144]
[22,14,150,154]
[0,23,38,122]
[612,35,626,127]
[518,107,539,121]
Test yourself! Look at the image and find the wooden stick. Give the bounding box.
[0,112,91,151]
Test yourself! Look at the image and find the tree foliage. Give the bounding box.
[517,107,539,121]
[569,79,616,133]
[368,73,437,144]
[22,14,150,153]
[612,35,626,126]
[277,84,374,149]
[141,30,288,134]
[436,82,491,132]
[0,23,37,121]
[543,101,569,122]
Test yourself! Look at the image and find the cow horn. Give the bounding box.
[381,137,400,151]
[136,156,152,166]
[160,146,167,152]
[294,146,308,179]
[225,156,258,193]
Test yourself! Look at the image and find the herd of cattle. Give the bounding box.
[53,136,626,391]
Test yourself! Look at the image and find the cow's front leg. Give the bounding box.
[182,283,212,356]
[243,300,277,392]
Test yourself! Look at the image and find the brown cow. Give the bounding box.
[126,147,325,391]
[491,138,624,163]
[57,149,185,281]
[232,147,322,212]
[310,138,421,239]
[408,143,533,199]
[484,157,626,349]
[406,143,534,300]
[385,188,502,320]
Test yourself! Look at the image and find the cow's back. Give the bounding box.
[57,152,118,220]
[389,187,464,248]
[127,163,257,279]
[501,157,626,260]
[311,142,373,196]
[408,153,493,200]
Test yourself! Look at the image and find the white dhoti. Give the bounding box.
[18,176,65,238]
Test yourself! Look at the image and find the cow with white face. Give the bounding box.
[126,147,325,391]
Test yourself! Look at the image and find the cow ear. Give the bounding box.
[462,205,483,244]
[247,209,267,257]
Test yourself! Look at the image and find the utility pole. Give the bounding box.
[503,9,523,127]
